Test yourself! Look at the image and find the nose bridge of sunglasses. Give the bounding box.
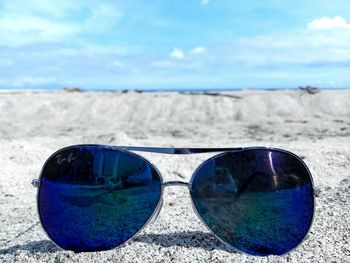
[162,181,189,187]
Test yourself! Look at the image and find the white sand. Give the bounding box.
[0,89,349,262]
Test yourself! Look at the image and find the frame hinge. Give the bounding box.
[31,179,40,188]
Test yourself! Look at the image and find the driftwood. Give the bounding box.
[299,86,320,94]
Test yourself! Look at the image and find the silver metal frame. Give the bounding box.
[32,145,315,256]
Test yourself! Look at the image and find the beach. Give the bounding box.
[0,89,349,262]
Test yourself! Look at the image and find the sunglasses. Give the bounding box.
[32,145,314,256]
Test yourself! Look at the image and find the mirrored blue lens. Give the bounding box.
[38,145,162,252]
[190,149,314,256]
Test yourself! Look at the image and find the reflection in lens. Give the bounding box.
[190,149,314,256]
[38,146,162,252]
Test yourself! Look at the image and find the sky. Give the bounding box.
[0,0,350,90]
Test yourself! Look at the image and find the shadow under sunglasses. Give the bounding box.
[0,231,237,255]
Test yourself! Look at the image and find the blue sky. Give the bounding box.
[0,0,350,90]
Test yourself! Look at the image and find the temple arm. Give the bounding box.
[112,146,244,154]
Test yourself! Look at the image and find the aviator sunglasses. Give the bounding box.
[32,145,314,256]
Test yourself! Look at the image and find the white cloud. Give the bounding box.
[0,16,79,45]
[0,59,13,66]
[190,47,207,55]
[201,0,210,5]
[169,47,206,59]
[0,2,123,46]
[85,4,123,32]
[11,76,57,87]
[228,29,350,68]
[151,60,202,70]
[151,60,173,69]
[0,1,77,19]
[170,48,185,59]
[307,16,350,31]
[0,1,80,45]
[112,60,126,68]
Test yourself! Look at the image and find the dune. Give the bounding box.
[0,89,349,262]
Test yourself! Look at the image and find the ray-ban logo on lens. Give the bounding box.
[56,153,76,164]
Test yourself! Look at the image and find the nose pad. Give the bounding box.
[150,198,163,224]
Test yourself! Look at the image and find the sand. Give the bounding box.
[0,89,349,262]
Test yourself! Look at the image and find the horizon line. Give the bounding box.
[1,86,350,93]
